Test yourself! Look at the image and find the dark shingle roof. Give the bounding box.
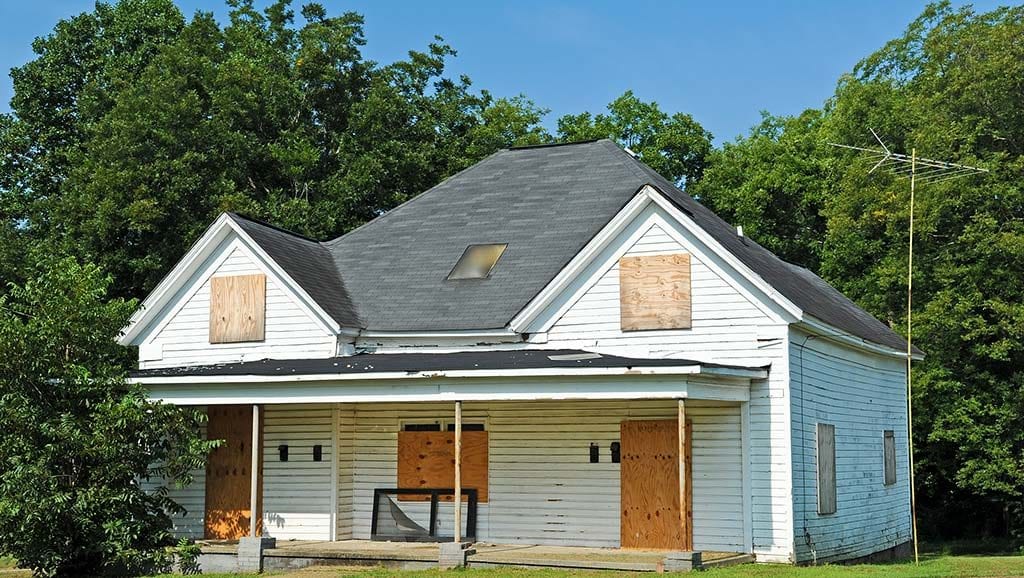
[230,139,913,353]
[229,214,361,328]
[131,349,764,378]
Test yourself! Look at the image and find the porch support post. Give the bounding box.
[677,398,687,548]
[453,400,463,543]
[250,404,260,538]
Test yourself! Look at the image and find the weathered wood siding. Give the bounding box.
[344,400,746,551]
[141,242,336,369]
[543,213,793,561]
[789,328,911,563]
[261,404,335,540]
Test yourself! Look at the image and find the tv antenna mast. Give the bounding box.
[830,130,988,565]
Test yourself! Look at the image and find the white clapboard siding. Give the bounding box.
[143,245,336,369]
[261,404,335,540]
[140,409,207,538]
[789,328,911,563]
[543,218,793,561]
[343,400,746,551]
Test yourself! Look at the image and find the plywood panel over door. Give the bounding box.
[620,419,692,550]
[205,405,261,539]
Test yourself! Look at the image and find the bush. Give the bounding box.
[0,257,216,576]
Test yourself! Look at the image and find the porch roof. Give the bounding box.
[131,349,768,381]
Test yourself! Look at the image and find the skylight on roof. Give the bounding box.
[447,244,507,280]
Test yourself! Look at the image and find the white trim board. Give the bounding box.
[143,374,754,405]
[132,363,767,385]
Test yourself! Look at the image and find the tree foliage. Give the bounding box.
[0,257,215,576]
[0,0,549,299]
[556,90,712,187]
[698,1,1024,537]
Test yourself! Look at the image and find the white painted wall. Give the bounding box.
[541,211,795,562]
[140,240,336,369]
[344,400,746,551]
[261,404,335,541]
[789,327,911,563]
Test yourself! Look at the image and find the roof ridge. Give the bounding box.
[226,212,323,244]
[508,138,602,150]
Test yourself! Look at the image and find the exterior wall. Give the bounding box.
[261,404,335,541]
[140,240,336,369]
[542,212,794,562]
[789,327,911,563]
[344,399,747,551]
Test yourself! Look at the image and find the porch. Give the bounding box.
[134,351,767,565]
[198,539,754,572]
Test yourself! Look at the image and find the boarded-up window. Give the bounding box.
[619,253,692,331]
[883,430,897,486]
[397,430,488,502]
[209,274,266,343]
[816,423,836,515]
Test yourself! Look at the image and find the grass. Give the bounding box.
[6,544,1024,577]
[139,550,1024,578]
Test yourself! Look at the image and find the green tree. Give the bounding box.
[694,110,831,269]
[698,1,1024,537]
[1,0,549,299]
[0,256,215,576]
[557,90,712,187]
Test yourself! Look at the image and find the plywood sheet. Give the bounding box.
[883,430,896,486]
[620,419,692,550]
[817,423,836,515]
[619,253,691,331]
[205,405,262,539]
[397,431,488,503]
[209,274,266,343]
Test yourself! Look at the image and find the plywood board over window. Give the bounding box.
[883,430,897,486]
[817,423,837,515]
[397,430,488,502]
[209,274,266,343]
[619,253,691,331]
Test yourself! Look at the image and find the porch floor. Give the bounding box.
[199,539,752,572]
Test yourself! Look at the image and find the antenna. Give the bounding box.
[830,131,988,566]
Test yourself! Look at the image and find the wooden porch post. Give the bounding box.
[677,398,687,549]
[250,404,260,538]
[453,400,463,543]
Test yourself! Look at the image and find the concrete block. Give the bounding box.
[237,536,277,573]
[438,541,476,569]
[663,551,702,572]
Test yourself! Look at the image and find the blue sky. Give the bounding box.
[0,1,1004,143]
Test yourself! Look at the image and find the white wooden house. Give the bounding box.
[123,139,917,564]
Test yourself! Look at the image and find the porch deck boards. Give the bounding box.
[198,539,748,571]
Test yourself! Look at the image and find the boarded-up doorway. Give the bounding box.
[205,405,262,539]
[620,419,692,549]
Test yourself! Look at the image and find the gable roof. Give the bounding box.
[223,139,913,353]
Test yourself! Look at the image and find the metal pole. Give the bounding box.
[907,149,920,564]
[250,404,260,538]
[454,400,462,543]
